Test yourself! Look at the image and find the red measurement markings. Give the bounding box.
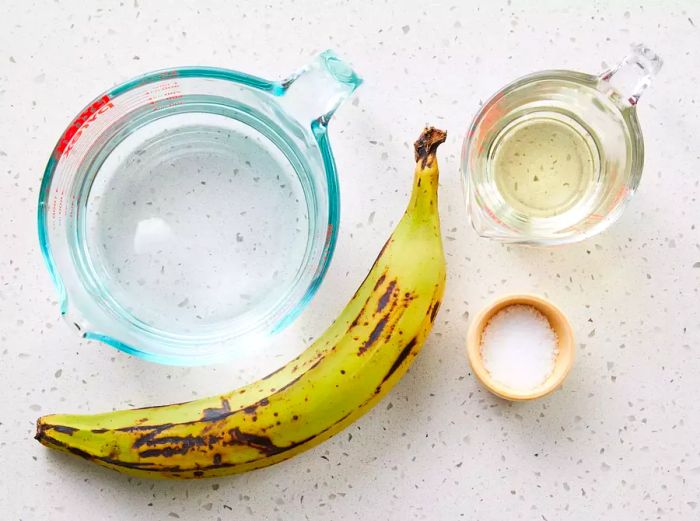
[68,193,76,219]
[586,176,629,226]
[49,82,185,226]
[56,188,64,227]
[483,199,509,229]
[318,223,334,268]
[470,92,505,156]
[144,81,183,107]
[50,188,59,224]
[56,95,114,159]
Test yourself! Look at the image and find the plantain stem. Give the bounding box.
[414,127,447,169]
[408,127,446,216]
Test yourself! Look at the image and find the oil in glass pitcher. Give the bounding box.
[462,44,662,245]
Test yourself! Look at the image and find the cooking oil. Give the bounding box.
[464,68,648,243]
[491,116,597,218]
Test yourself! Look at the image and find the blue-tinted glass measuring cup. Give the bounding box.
[38,50,362,365]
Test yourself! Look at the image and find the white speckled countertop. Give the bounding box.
[1,1,699,519]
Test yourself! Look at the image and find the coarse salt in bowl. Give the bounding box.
[466,294,575,401]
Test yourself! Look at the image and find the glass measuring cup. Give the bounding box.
[462,44,662,245]
[38,50,361,365]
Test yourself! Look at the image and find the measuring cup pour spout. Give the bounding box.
[598,44,663,106]
[277,50,363,129]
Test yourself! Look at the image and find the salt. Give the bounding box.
[480,304,558,391]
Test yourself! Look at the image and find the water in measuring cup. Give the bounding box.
[85,111,309,335]
[491,116,597,218]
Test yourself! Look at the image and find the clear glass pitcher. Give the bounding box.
[462,44,662,245]
[38,50,361,365]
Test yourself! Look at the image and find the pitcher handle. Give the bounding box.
[277,50,362,127]
[598,44,662,106]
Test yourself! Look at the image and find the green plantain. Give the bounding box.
[35,127,447,479]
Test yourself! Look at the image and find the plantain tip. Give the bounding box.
[414,127,447,167]
[35,417,47,443]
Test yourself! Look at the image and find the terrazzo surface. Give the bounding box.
[1,1,699,519]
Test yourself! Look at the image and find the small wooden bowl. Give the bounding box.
[466,294,575,401]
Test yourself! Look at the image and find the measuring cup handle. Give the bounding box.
[599,44,662,106]
[277,50,362,127]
